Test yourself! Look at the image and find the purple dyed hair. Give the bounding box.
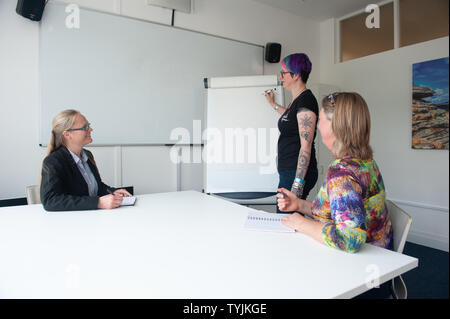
[281,53,312,83]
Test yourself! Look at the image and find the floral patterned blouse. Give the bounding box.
[311,157,393,253]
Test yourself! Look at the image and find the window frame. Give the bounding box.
[335,0,399,63]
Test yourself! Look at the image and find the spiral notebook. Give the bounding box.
[244,210,295,233]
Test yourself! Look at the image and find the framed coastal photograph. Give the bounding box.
[412,57,449,150]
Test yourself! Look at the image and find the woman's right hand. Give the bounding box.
[98,194,123,209]
[276,188,300,212]
[265,91,276,107]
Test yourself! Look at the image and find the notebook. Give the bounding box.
[120,196,137,206]
[244,210,295,233]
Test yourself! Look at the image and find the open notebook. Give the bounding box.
[244,210,295,233]
[120,196,137,206]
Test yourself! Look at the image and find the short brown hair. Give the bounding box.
[322,92,373,160]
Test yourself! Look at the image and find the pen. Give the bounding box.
[107,188,122,196]
[262,88,277,95]
[277,191,287,199]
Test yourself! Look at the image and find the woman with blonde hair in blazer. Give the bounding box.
[40,109,131,211]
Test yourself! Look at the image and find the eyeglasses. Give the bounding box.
[280,70,293,78]
[67,123,91,132]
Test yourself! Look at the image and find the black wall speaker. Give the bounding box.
[265,42,281,63]
[16,0,46,21]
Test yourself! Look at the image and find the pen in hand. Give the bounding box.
[262,88,277,95]
[99,189,124,209]
[277,191,287,199]
[108,189,122,196]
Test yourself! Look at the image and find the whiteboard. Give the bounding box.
[204,75,283,198]
[39,2,263,145]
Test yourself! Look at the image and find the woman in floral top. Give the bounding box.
[277,92,393,254]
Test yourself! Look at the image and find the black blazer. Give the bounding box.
[40,146,114,211]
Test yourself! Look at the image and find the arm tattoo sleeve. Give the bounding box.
[291,149,311,198]
[292,108,317,199]
[300,131,309,142]
[298,107,313,129]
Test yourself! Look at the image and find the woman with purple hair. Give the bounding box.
[265,53,319,213]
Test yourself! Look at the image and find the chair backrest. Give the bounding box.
[26,185,41,205]
[385,200,412,253]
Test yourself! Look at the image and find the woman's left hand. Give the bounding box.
[113,189,132,197]
[282,213,306,232]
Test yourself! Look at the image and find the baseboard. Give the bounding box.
[0,197,28,207]
[389,198,449,213]
[390,198,449,252]
[408,229,449,252]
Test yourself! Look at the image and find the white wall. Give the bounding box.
[0,0,320,199]
[319,19,449,251]
[0,0,45,199]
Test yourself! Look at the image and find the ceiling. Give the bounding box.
[251,0,380,21]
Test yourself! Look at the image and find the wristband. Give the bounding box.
[295,177,306,184]
[292,181,304,189]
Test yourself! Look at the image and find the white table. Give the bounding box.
[0,191,417,299]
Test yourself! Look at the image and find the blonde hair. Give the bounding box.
[321,92,373,160]
[41,109,101,184]
[45,109,80,157]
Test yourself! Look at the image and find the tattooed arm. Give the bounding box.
[291,108,317,198]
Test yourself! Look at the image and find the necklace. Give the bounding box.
[292,87,307,101]
[287,87,307,108]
